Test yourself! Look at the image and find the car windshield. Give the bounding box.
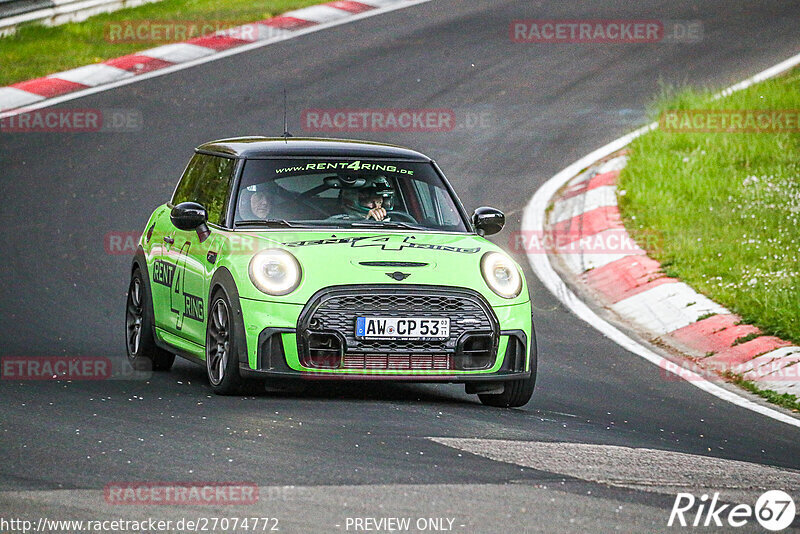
[233,158,469,232]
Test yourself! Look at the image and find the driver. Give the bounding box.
[237,184,274,220]
[340,176,394,221]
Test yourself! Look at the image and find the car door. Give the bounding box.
[165,154,236,347]
[147,206,179,333]
[151,153,205,334]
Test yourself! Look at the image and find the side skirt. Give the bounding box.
[154,327,206,366]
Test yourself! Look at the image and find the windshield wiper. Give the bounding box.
[235,219,301,228]
[350,220,426,230]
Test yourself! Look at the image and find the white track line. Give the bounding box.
[522,51,800,428]
[0,0,435,119]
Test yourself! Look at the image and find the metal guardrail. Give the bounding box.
[0,0,55,19]
[0,0,160,35]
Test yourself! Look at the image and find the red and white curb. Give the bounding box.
[523,51,800,428]
[545,154,799,393]
[0,0,425,115]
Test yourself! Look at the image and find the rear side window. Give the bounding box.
[173,154,236,226]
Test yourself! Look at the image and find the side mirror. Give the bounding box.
[171,202,210,242]
[471,206,505,236]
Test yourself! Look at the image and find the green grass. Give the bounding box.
[732,332,760,346]
[724,372,800,413]
[0,0,324,86]
[618,68,800,346]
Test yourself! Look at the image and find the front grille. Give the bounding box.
[297,286,499,369]
[321,293,476,313]
[299,286,496,354]
[356,339,443,352]
[342,353,452,370]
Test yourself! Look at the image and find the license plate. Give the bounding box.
[356,317,450,340]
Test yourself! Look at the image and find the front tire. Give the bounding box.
[478,335,537,408]
[206,289,245,395]
[126,268,175,371]
[478,375,536,407]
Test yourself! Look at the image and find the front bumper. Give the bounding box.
[238,285,532,382]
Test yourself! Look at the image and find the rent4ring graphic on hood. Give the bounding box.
[281,235,481,254]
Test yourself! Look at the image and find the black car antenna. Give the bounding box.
[282,88,292,142]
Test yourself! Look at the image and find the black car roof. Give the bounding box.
[196,137,432,161]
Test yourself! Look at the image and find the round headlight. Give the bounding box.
[481,251,522,299]
[248,249,301,296]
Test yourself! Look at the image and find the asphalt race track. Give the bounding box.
[2,1,800,532]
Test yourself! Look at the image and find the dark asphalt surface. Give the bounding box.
[2,0,800,530]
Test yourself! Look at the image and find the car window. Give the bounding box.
[233,159,468,232]
[172,153,236,226]
[411,179,437,222]
[172,153,207,206]
[435,185,462,226]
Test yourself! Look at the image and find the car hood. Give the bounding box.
[217,230,529,306]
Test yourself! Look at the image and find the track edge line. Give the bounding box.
[522,51,800,429]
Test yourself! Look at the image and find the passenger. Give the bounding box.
[237,186,274,220]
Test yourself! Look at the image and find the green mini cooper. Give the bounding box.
[126,137,536,407]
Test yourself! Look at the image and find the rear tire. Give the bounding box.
[125,268,175,371]
[206,289,246,395]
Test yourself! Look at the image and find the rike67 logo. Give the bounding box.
[669,490,796,530]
